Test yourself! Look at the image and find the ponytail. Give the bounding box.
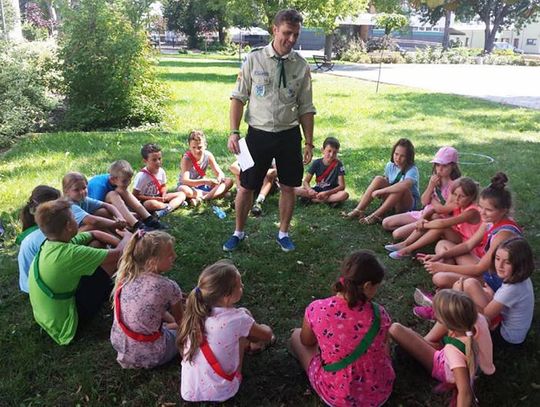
[332,250,385,308]
[464,330,478,386]
[176,260,240,362]
[177,287,210,362]
[480,172,512,210]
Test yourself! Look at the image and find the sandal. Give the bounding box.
[359,213,382,225]
[341,208,365,219]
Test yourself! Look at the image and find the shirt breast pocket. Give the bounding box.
[252,76,270,98]
[278,76,301,105]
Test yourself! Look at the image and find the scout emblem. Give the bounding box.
[255,84,265,97]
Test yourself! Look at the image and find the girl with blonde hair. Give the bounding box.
[390,289,495,406]
[110,230,183,369]
[178,260,274,402]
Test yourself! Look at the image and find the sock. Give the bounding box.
[278,231,288,239]
[255,194,265,204]
[233,230,245,239]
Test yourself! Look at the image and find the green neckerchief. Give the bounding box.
[390,170,405,185]
[323,302,381,372]
[435,187,446,205]
[33,241,77,300]
[443,336,466,355]
[275,56,287,88]
[15,225,39,245]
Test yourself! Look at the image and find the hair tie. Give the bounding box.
[136,229,146,239]
[466,331,473,337]
[195,286,201,295]
[339,276,345,285]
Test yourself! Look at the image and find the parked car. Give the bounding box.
[493,41,524,54]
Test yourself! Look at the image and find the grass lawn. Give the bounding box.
[1,54,539,406]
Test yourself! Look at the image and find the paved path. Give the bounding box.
[318,62,540,109]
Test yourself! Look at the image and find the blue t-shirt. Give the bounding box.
[71,205,89,225]
[72,197,104,215]
[17,207,88,293]
[18,229,46,293]
[384,162,420,208]
[88,174,116,201]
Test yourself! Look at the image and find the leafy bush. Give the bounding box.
[406,46,526,65]
[60,0,166,130]
[0,41,60,148]
[369,51,405,64]
[340,38,369,63]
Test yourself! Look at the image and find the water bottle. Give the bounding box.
[212,206,226,219]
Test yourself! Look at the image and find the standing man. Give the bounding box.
[223,9,316,252]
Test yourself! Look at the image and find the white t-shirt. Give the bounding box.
[133,167,166,197]
[493,279,534,344]
[181,307,254,402]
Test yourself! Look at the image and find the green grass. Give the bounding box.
[1,54,540,406]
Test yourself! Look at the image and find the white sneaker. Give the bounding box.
[414,288,434,307]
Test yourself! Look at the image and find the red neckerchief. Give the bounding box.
[316,160,338,183]
[114,285,162,342]
[140,167,163,193]
[200,337,238,381]
[186,151,206,177]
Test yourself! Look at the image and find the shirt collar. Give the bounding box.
[264,42,296,61]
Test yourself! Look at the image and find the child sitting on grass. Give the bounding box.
[178,260,274,402]
[230,160,278,217]
[295,136,348,206]
[17,186,62,293]
[343,138,420,225]
[110,230,183,369]
[132,143,186,218]
[289,250,394,407]
[28,199,131,345]
[178,130,233,205]
[63,172,128,233]
[88,160,163,230]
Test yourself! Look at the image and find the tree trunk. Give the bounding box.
[442,9,451,50]
[324,33,333,60]
[6,0,23,41]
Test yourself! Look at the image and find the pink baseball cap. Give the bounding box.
[431,146,458,165]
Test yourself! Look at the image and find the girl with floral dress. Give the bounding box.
[289,250,395,407]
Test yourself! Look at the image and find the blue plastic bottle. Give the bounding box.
[212,206,226,219]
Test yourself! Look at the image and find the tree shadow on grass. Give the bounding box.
[158,71,236,84]
[372,92,540,133]
[159,59,240,69]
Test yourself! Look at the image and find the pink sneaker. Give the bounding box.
[414,288,434,307]
[413,305,435,321]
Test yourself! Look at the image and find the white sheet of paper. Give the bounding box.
[236,138,255,171]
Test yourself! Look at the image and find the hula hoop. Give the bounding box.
[458,153,495,166]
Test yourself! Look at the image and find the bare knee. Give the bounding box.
[389,322,405,340]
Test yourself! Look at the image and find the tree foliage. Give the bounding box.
[413,1,540,52]
[60,0,165,129]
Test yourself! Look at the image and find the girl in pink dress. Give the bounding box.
[289,250,394,407]
[178,260,274,402]
[387,177,481,260]
[390,289,495,406]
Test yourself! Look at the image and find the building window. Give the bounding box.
[526,38,537,45]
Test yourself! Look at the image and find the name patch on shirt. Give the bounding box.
[254,70,269,77]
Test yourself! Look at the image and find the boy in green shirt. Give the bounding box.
[28,199,131,345]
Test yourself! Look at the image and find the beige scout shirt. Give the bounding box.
[231,43,316,133]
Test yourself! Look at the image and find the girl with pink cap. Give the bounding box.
[382,146,461,242]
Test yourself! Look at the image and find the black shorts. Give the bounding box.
[240,126,303,190]
[75,267,113,323]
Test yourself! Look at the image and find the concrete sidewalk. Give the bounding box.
[318,62,540,109]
